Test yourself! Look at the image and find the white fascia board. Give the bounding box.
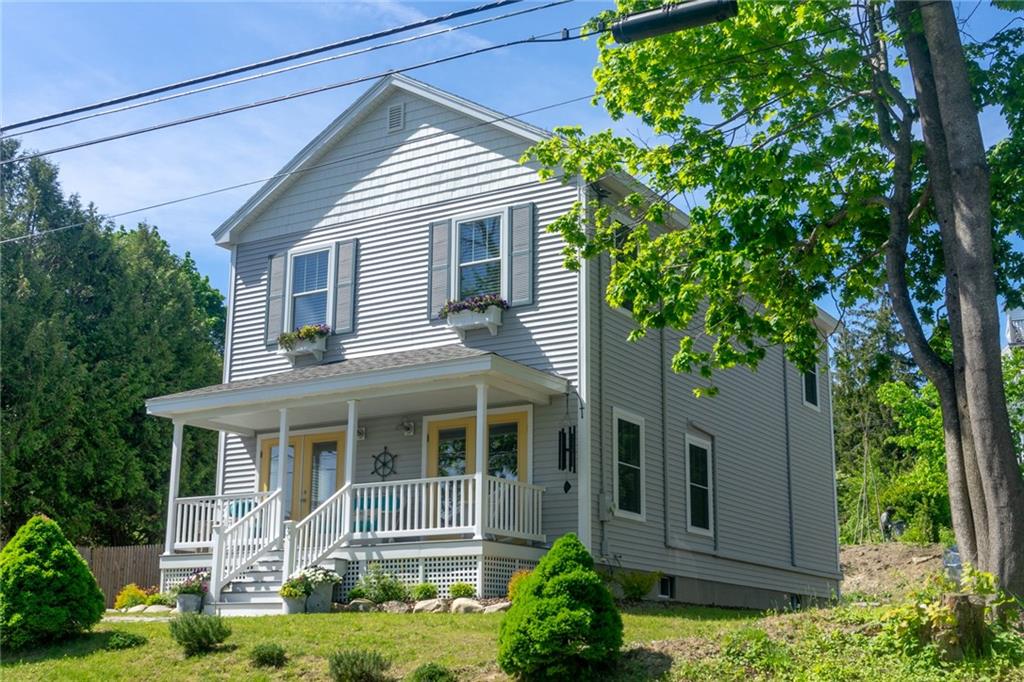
[146,354,567,419]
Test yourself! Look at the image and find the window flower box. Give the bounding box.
[277,324,330,363]
[440,295,508,340]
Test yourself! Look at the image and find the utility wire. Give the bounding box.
[0,0,524,132]
[5,0,573,139]
[0,93,594,245]
[1,17,878,245]
[2,27,597,165]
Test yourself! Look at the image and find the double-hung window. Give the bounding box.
[289,248,331,329]
[613,408,645,519]
[456,214,502,299]
[803,365,819,409]
[686,434,714,536]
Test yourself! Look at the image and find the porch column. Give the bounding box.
[163,420,185,554]
[474,383,488,540]
[344,400,358,487]
[276,408,289,527]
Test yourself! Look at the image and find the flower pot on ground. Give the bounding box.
[174,569,209,613]
[276,324,330,363]
[300,565,342,613]
[176,593,203,613]
[281,595,306,615]
[439,295,508,339]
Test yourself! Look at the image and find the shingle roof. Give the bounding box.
[154,345,490,402]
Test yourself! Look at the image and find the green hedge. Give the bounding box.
[497,533,622,680]
[0,515,105,650]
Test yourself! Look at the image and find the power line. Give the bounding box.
[2,28,596,165]
[5,0,574,139]
[1,16,879,245]
[0,93,595,245]
[0,0,524,132]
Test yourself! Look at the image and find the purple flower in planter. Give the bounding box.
[439,294,509,319]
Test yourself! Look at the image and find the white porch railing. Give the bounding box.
[171,492,270,551]
[350,475,479,540]
[210,489,282,598]
[484,476,545,541]
[285,484,352,576]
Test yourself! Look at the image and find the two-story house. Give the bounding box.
[147,74,841,615]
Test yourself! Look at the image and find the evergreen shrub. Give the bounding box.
[497,533,622,680]
[168,612,231,656]
[0,515,105,650]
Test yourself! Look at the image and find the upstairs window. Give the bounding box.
[613,408,645,519]
[803,365,819,408]
[686,434,713,536]
[289,249,330,329]
[457,214,502,299]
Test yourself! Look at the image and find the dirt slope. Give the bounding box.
[840,542,945,601]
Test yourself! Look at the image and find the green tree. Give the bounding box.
[527,0,1024,594]
[0,515,105,650]
[0,139,224,544]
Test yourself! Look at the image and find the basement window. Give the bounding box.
[658,575,676,600]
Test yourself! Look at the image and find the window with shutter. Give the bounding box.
[456,214,502,299]
[288,249,331,329]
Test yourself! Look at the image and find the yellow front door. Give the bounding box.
[426,412,528,480]
[259,431,346,520]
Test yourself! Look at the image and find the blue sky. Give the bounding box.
[2,1,1018,340]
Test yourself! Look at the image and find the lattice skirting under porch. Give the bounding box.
[338,553,539,599]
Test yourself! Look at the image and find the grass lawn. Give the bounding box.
[4,603,1021,681]
[1,605,754,681]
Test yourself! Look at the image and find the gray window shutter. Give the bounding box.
[428,219,451,319]
[334,239,357,335]
[508,202,535,306]
[265,253,286,345]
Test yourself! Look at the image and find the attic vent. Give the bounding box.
[387,103,405,133]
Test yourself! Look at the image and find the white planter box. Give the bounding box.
[446,305,503,339]
[276,336,327,363]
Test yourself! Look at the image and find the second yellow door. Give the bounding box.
[259,431,346,520]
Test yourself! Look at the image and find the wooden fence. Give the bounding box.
[76,544,162,608]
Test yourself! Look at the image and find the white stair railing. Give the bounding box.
[284,484,352,578]
[484,476,544,541]
[209,489,282,599]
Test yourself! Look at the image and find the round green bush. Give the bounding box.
[168,612,231,656]
[328,648,391,682]
[250,642,287,668]
[408,661,459,681]
[411,582,438,601]
[448,582,476,599]
[497,533,622,680]
[105,630,147,650]
[0,515,105,650]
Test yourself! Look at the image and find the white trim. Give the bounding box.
[255,423,349,451]
[420,404,534,483]
[801,364,821,411]
[450,208,507,301]
[684,433,714,537]
[216,244,238,495]
[611,407,646,521]
[148,354,567,419]
[283,241,337,334]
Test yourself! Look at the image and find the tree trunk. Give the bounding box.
[894,5,985,568]
[918,0,1024,597]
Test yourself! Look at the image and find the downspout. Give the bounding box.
[661,326,670,547]
[826,347,842,591]
[782,354,796,567]
[597,223,608,558]
[576,176,593,552]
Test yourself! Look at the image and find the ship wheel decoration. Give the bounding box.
[373,447,397,480]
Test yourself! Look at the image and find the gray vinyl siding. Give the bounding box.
[218,88,580,539]
[588,251,839,598]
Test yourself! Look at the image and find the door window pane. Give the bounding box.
[437,427,468,476]
[267,444,295,520]
[310,440,338,510]
[488,422,518,479]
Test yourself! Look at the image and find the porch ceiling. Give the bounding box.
[146,346,568,435]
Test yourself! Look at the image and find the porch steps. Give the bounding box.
[207,551,286,617]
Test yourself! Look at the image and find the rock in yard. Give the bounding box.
[483,601,512,614]
[144,604,173,614]
[413,598,448,613]
[344,598,377,612]
[379,600,411,614]
[126,604,148,613]
[169,608,179,615]
[450,598,484,613]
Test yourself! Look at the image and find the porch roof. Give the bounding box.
[146,346,568,435]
